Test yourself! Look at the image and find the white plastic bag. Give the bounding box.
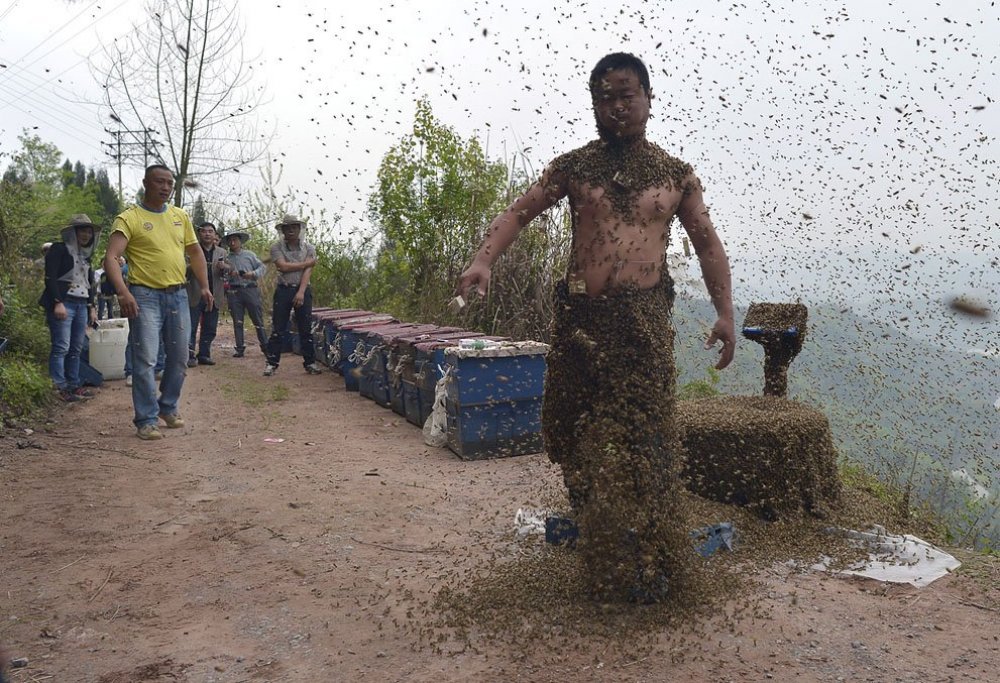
[422,366,451,447]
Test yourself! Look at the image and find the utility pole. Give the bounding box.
[102,128,162,200]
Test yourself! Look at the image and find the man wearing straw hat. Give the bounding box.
[221,230,268,358]
[263,213,322,376]
[185,221,227,367]
[103,164,213,440]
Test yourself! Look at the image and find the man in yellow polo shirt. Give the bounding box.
[103,165,214,440]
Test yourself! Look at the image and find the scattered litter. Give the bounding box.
[545,515,579,547]
[690,522,736,557]
[422,367,451,447]
[809,525,961,587]
[514,509,736,557]
[513,507,550,537]
[262,438,285,443]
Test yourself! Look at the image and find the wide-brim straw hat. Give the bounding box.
[66,213,99,230]
[223,231,251,244]
[275,213,306,230]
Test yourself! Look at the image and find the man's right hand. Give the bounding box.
[456,262,491,297]
[117,291,139,319]
[53,302,68,321]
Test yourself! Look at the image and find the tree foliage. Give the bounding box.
[364,99,570,339]
[0,131,119,265]
[367,98,510,319]
[96,0,267,207]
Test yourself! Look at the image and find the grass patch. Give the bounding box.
[839,459,902,509]
[219,379,290,408]
[0,355,52,423]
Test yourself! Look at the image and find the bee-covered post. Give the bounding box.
[742,303,808,397]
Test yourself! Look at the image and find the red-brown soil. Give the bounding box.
[1,325,997,682]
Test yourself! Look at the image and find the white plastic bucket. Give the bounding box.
[89,318,129,380]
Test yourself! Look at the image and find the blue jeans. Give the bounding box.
[125,331,166,376]
[128,285,191,427]
[97,295,116,320]
[46,298,88,390]
[266,285,314,367]
[189,299,220,360]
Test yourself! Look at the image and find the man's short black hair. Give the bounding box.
[144,164,174,179]
[589,52,651,95]
[198,222,216,230]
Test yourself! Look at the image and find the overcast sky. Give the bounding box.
[0,0,996,349]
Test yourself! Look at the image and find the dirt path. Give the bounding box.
[1,325,998,682]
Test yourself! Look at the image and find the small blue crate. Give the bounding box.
[442,342,549,460]
[334,316,398,390]
[413,335,502,427]
[358,324,437,404]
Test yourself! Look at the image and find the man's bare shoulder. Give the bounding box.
[549,140,603,177]
[549,139,693,192]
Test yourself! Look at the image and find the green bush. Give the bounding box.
[1,276,50,365]
[0,354,52,419]
[678,367,721,400]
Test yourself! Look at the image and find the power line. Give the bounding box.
[0,1,136,116]
[1,94,105,153]
[0,0,102,84]
[103,127,163,198]
[0,56,102,115]
[0,1,20,23]
[0,80,106,143]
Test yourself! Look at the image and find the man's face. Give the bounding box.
[143,168,175,206]
[198,226,216,247]
[227,235,242,251]
[591,69,650,141]
[76,226,94,247]
[281,224,301,241]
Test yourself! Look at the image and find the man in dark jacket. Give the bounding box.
[39,214,102,402]
[186,222,227,366]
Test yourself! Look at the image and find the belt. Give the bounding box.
[228,283,257,289]
[278,283,308,289]
[135,283,184,293]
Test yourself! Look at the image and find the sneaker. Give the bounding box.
[57,389,82,403]
[304,363,322,375]
[263,363,277,376]
[187,357,198,368]
[137,424,163,440]
[197,357,216,366]
[232,350,245,358]
[125,374,133,387]
[72,387,95,400]
[159,413,185,429]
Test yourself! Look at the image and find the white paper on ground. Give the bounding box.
[810,525,962,587]
[514,507,552,537]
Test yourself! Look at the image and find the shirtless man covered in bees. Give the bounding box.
[457,52,735,602]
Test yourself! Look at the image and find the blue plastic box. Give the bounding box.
[332,315,398,387]
[324,312,392,373]
[411,334,501,427]
[311,309,364,366]
[442,342,549,460]
[389,328,462,417]
[358,323,439,404]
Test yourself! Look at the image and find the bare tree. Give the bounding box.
[95,0,268,207]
